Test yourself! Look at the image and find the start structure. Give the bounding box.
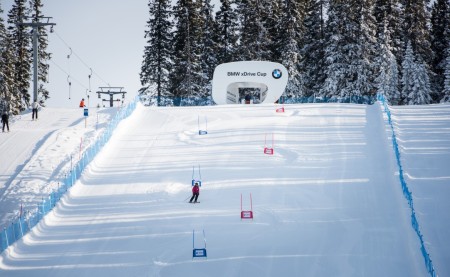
[211,61,288,105]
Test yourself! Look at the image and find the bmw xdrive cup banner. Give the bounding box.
[212,61,288,105]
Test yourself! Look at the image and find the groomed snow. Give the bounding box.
[0,107,117,227]
[0,102,449,276]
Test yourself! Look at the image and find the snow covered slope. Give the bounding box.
[389,104,450,277]
[0,107,117,226]
[1,102,446,276]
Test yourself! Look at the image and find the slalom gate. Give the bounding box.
[192,229,207,259]
[198,115,208,135]
[275,106,285,113]
[0,98,138,254]
[241,193,254,220]
[191,165,202,186]
[377,94,437,277]
[264,133,274,155]
[275,96,285,113]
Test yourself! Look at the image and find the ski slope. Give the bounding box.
[0,102,449,276]
[0,107,116,227]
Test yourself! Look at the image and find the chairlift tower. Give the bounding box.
[18,17,56,103]
[96,87,127,107]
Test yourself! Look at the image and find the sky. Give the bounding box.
[1,0,149,108]
[1,101,449,276]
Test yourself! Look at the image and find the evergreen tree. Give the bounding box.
[375,18,400,104]
[401,41,415,103]
[0,3,19,114]
[403,0,434,101]
[321,0,378,101]
[7,0,31,110]
[321,0,376,101]
[442,47,450,103]
[140,0,173,106]
[215,0,239,64]
[403,0,433,65]
[402,41,431,105]
[349,0,378,99]
[408,55,432,105]
[278,0,305,97]
[300,0,326,98]
[431,0,450,101]
[198,0,218,101]
[170,0,203,104]
[373,0,404,72]
[265,0,285,62]
[30,0,51,106]
[236,0,272,61]
[320,0,347,99]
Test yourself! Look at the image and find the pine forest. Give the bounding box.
[1,0,450,113]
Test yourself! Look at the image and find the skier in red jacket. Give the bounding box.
[189,183,200,203]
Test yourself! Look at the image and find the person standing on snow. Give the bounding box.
[244,94,251,104]
[1,111,10,132]
[31,100,40,120]
[189,182,200,203]
[79,98,85,108]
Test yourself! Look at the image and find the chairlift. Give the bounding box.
[67,75,71,99]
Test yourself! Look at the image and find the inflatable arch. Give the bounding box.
[211,61,288,105]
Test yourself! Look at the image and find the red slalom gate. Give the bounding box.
[264,133,274,155]
[241,193,254,220]
[276,106,285,113]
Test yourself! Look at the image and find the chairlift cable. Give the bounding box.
[49,59,89,90]
[53,31,110,86]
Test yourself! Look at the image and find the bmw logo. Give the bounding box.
[272,69,282,79]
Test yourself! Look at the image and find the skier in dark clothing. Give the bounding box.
[1,111,9,132]
[31,100,39,120]
[244,94,251,104]
[189,183,200,203]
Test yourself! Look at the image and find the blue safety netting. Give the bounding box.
[1,98,137,253]
[377,93,437,277]
[140,95,377,106]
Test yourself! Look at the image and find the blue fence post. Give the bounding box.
[18,216,24,238]
[3,227,8,249]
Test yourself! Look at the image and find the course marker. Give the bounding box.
[192,165,202,186]
[264,133,274,155]
[198,116,208,135]
[241,193,254,220]
[192,229,207,259]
